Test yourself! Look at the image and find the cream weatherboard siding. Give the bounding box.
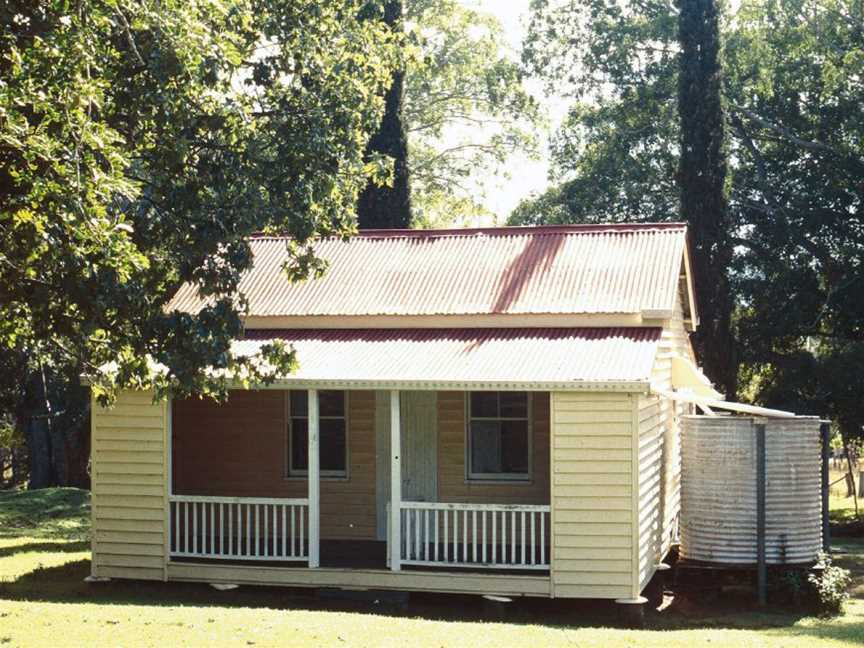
[650,289,695,560]
[549,391,636,600]
[92,383,684,600]
[636,394,664,592]
[91,390,169,581]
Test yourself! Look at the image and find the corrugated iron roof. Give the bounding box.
[168,223,689,319]
[232,328,661,386]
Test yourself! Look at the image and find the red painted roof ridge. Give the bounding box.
[250,222,687,241]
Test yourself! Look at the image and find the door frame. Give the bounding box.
[375,391,438,540]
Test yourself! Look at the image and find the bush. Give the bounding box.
[808,553,852,617]
[770,553,851,616]
[772,569,809,608]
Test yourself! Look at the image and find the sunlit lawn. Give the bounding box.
[0,488,862,647]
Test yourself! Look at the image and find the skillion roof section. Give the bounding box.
[167,223,697,329]
[232,327,662,391]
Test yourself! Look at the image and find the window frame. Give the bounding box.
[465,391,533,483]
[285,390,350,480]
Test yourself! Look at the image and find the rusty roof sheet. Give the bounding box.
[232,327,661,386]
[168,223,689,318]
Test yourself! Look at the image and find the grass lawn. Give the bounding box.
[0,488,863,647]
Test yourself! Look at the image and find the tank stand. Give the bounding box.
[645,563,671,609]
[614,596,647,628]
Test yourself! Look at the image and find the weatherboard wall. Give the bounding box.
[90,389,169,581]
[652,290,695,555]
[91,383,682,599]
[549,391,636,600]
[636,394,664,593]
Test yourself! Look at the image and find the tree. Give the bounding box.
[513,0,679,225]
[1,0,399,483]
[516,0,740,396]
[358,0,542,228]
[357,0,412,230]
[677,0,736,398]
[727,0,864,440]
[404,0,540,226]
[516,0,864,437]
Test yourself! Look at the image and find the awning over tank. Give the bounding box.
[670,355,722,399]
[231,327,662,390]
[656,358,798,417]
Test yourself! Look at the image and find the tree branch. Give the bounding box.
[731,104,864,170]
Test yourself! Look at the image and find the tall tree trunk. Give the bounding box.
[24,413,54,489]
[357,0,411,229]
[11,446,27,487]
[20,364,61,488]
[677,0,737,398]
[62,400,91,489]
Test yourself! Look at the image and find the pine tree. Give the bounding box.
[677,0,737,397]
[357,0,412,229]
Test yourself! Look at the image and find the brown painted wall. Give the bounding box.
[172,389,376,540]
[437,391,550,505]
[172,389,550,542]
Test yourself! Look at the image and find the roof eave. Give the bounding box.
[224,378,652,392]
[241,312,651,330]
[681,230,700,329]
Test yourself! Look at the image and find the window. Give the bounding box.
[287,390,348,477]
[467,392,530,481]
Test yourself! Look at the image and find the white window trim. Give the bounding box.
[285,390,350,480]
[465,392,533,483]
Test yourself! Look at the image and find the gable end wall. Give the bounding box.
[637,288,696,591]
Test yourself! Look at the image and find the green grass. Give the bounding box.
[0,488,862,647]
[0,488,90,541]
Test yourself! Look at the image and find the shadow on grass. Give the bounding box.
[3,555,863,643]
[0,557,619,627]
[0,541,89,558]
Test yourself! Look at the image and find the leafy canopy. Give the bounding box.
[404,0,541,226]
[727,0,864,436]
[514,0,864,436]
[0,0,399,403]
[514,0,679,225]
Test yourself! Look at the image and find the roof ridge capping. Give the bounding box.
[250,222,688,241]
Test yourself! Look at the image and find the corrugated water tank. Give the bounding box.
[680,415,822,565]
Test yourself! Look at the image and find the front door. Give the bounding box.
[375,391,438,540]
[399,391,438,502]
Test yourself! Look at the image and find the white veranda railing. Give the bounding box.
[169,495,309,562]
[391,502,551,570]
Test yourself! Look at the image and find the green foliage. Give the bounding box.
[809,553,852,616]
[728,0,864,435]
[517,0,864,434]
[0,0,399,405]
[677,0,736,397]
[358,0,412,230]
[514,0,679,225]
[771,561,851,616]
[518,0,737,395]
[404,0,541,226]
[0,413,23,451]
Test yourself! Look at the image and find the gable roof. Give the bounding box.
[168,223,696,325]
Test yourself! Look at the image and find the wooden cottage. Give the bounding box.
[89,223,718,610]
